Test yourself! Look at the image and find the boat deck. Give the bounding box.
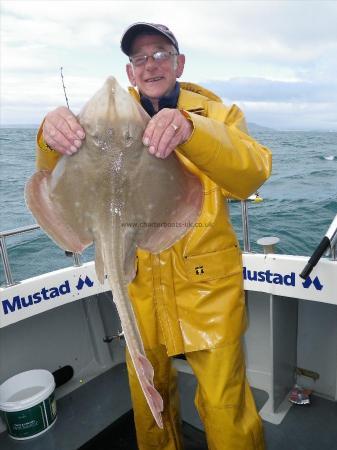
[1,364,336,450]
[82,395,337,450]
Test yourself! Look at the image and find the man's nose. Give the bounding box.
[144,55,158,69]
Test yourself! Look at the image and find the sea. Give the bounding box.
[0,125,336,285]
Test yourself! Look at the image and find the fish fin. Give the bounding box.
[25,170,93,253]
[94,237,105,284]
[136,167,203,254]
[137,353,164,428]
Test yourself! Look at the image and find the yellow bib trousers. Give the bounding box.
[34,81,271,450]
[126,341,265,450]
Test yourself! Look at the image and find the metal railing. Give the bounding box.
[1,205,336,288]
[240,200,251,252]
[239,200,337,262]
[0,224,82,287]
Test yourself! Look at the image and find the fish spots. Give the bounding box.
[111,151,124,173]
[124,128,134,147]
[109,197,124,217]
[95,128,116,153]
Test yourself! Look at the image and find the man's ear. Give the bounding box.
[175,54,185,78]
[126,64,136,86]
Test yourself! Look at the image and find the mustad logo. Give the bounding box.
[243,267,295,286]
[243,267,324,291]
[2,281,70,315]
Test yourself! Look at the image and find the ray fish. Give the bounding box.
[25,77,203,428]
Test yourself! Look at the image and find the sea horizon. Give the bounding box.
[1,122,336,133]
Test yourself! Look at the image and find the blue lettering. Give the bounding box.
[257,271,265,282]
[247,270,257,281]
[2,295,22,315]
[41,287,50,300]
[1,280,71,316]
[243,268,297,288]
[284,273,295,286]
[21,295,33,307]
[49,287,60,299]
[265,270,273,283]
[33,292,42,303]
[59,280,70,295]
[273,273,283,285]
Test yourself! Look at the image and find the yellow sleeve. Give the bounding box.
[36,121,61,171]
[179,103,272,200]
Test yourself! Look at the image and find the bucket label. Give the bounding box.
[5,403,46,438]
[44,392,57,425]
[2,393,56,439]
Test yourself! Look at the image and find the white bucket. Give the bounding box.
[0,369,57,440]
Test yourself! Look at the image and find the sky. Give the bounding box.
[1,0,337,131]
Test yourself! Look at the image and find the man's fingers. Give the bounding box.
[143,108,192,158]
[63,112,85,139]
[156,132,184,159]
[44,126,78,155]
[46,135,75,156]
[143,118,167,152]
[148,120,170,154]
[154,123,179,157]
[143,109,176,153]
[43,107,85,154]
[44,120,79,154]
[46,114,81,142]
[142,117,158,146]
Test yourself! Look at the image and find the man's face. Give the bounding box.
[126,34,185,102]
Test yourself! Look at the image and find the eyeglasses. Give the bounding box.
[129,51,178,67]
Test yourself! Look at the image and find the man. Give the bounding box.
[37,22,271,450]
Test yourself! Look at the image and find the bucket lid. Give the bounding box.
[0,369,55,412]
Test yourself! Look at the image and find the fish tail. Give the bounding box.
[102,214,164,428]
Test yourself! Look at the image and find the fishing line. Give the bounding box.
[60,67,70,109]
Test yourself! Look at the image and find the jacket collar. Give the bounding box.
[128,81,221,115]
[139,82,180,117]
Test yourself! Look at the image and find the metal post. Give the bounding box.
[330,226,337,261]
[72,252,82,267]
[331,243,337,261]
[257,236,280,254]
[241,200,251,252]
[0,236,15,286]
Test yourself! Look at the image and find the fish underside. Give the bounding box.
[25,77,203,428]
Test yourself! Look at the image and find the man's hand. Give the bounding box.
[43,107,85,155]
[142,108,193,159]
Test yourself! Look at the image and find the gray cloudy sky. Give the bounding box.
[1,0,337,130]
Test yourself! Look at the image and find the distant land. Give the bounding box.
[247,122,276,132]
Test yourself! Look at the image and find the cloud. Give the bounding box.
[204,77,337,103]
[202,77,337,130]
[1,0,337,129]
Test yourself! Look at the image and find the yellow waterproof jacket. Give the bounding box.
[36,82,272,356]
